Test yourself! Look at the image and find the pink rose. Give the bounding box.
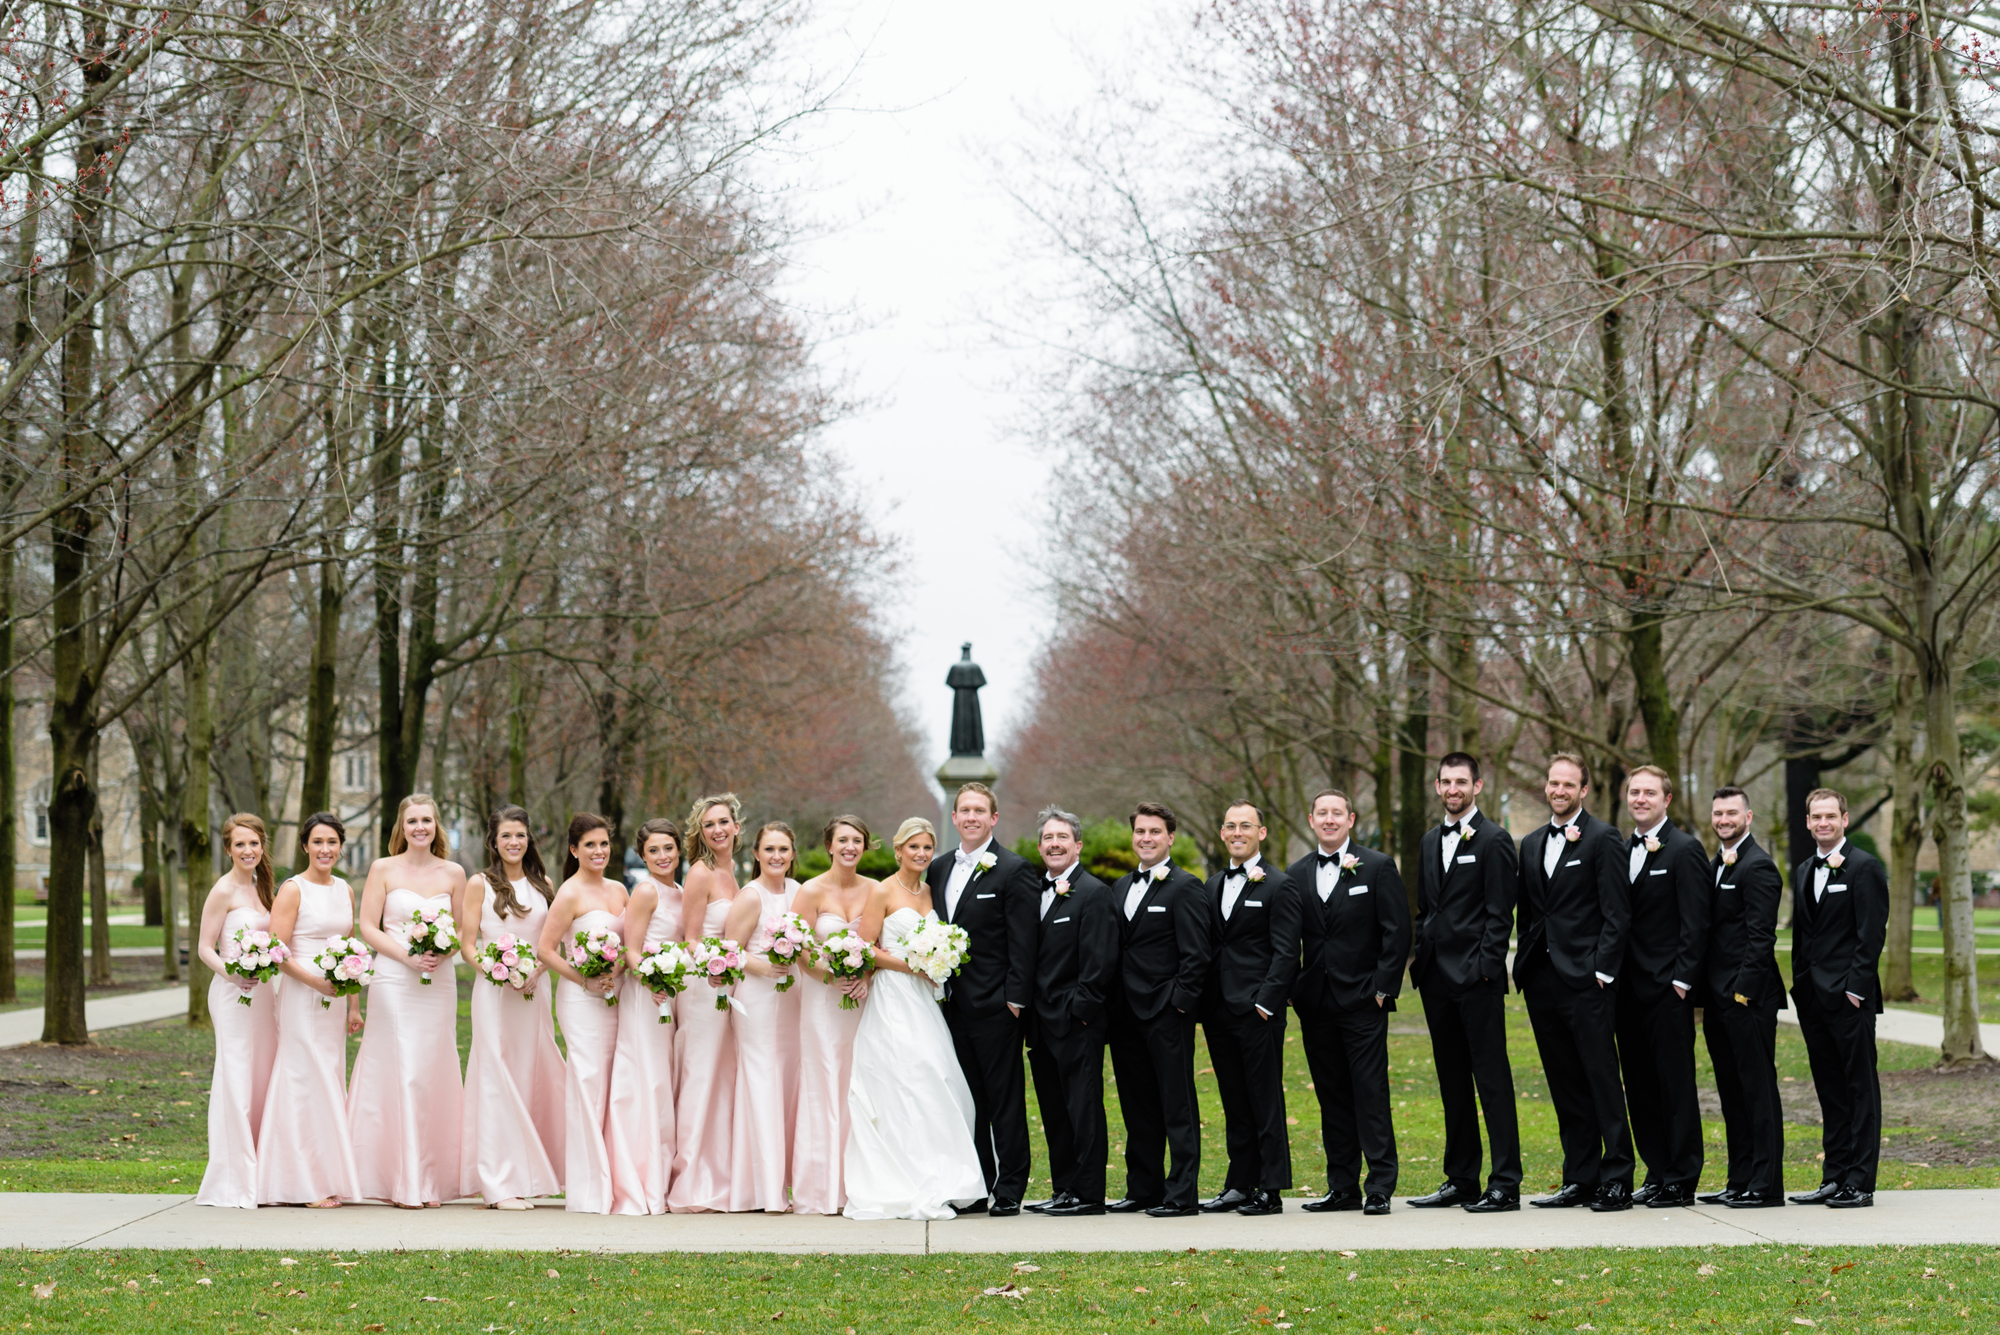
[491,963,509,981]
[1564,825,1581,843]
[1722,848,1737,866]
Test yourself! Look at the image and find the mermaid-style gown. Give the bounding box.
[557,907,625,1213]
[195,904,279,1208]
[728,879,803,1211]
[609,878,683,1213]
[257,877,363,1205]
[667,891,738,1212]
[349,888,464,1205]
[791,911,865,1214]
[462,877,566,1203]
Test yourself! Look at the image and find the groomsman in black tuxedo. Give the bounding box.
[1513,753,1634,1212]
[1698,785,1787,1209]
[1614,765,1712,1208]
[1287,788,1409,1216]
[1104,803,1212,1217]
[1409,752,1523,1213]
[925,781,1040,1215]
[1023,805,1119,1217]
[1787,788,1889,1209]
[1198,800,1302,1216]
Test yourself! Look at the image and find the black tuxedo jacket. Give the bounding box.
[1789,842,1888,1012]
[1200,859,1301,1018]
[925,840,1039,1018]
[1107,863,1210,1019]
[1703,834,1785,1010]
[1513,808,1629,989]
[1286,843,1409,1014]
[1030,867,1118,1038]
[1411,811,1518,994]
[1621,821,1713,999]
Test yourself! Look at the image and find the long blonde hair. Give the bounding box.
[387,792,443,857]
[684,792,743,869]
[220,812,277,909]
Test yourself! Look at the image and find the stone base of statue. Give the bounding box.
[935,754,999,790]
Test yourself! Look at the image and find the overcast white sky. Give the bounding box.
[779,0,1171,776]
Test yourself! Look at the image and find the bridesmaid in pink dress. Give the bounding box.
[258,812,363,1207]
[349,793,467,1208]
[538,812,629,1214]
[667,793,745,1213]
[194,813,282,1208]
[725,821,805,1211]
[609,817,685,1213]
[789,815,877,1215]
[458,805,566,1210]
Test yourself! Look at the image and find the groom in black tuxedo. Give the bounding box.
[926,781,1040,1215]
[1023,805,1118,1216]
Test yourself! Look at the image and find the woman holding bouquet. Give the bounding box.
[350,793,468,1208]
[724,821,806,1211]
[458,805,566,1211]
[789,815,877,1214]
[194,813,282,1208]
[258,812,364,1207]
[668,793,746,1212]
[608,817,685,1213]
[537,812,630,1214]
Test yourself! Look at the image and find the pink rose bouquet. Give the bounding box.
[221,926,289,1006]
[475,932,540,997]
[403,905,460,984]
[570,926,623,1007]
[308,935,375,1010]
[690,936,746,1011]
[816,927,874,1010]
[753,910,815,993]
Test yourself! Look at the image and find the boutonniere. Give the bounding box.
[1246,866,1267,883]
[1150,863,1170,883]
[1826,851,1845,871]
[1563,825,1581,843]
[1339,852,1363,875]
[1459,822,1474,841]
[1643,835,1661,854]
[1053,877,1072,897]
[1721,847,1737,866]
[974,851,997,874]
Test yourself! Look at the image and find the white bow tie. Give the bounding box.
[956,849,978,865]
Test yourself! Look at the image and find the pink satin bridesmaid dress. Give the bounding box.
[609,878,682,1214]
[461,877,566,1204]
[258,877,363,1205]
[790,910,865,1214]
[556,907,624,1213]
[667,890,738,1212]
[728,879,803,1211]
[195,904,279,1208]
[349,888,464,1205]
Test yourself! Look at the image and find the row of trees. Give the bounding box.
[1003,0,1999,1061]
[2,0,928,1042]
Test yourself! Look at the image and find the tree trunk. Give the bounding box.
[88,735,110,986]
[181,635,213,1029]
[372,361,407,849]
[132,730,169,958]
[0,136,38,1007]
[1920,655,1987,1063]
[1370,703,1395,853]
[1885,652,1921,1001]
[1396,621,1431,915]
[300,544,342,821]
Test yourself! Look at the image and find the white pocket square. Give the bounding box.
[1146,905,1167,912]
[1347,885,1370,896]
[1456,855,1477,864]
[1649,868,1667,876]
[1564,860,1582,868]
[975,892,996,899]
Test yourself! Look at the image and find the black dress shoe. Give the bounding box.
[1645,1184,1692,1209]
[1462,1187,1519,1214]
[1025,1193,1071,1215]
[1106,1197,1159,1214]
[1044,1198,1105,1217]
[1826,1187,1873,1209]
[1696,1187,1743,1205]
[959,1198,990,1214]
[1530,1183,1590,1209]
[1300,1191,1362,1213]
[1144,1203,1199,1217]
[1789,1182,1840,1205]
[1589,1183,1632,1213]
[1407,1182,1475,1208]
[1724,1191,1785,1209]
[1198,1188,1251,1213]
[1630,1181,1662,1206]
[1363,1194,1391,1215]
[1236,1188,1283,1216]
[987,1198,1021,1218]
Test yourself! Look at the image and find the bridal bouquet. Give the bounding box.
[404,905,459,984]
[220,926,288,1005]
[633,941,694,1024]
[309,935,375,1010]
[475,932,539,997]
[901,918,971,988]
[753,911,815,993]
[569,926,623,1007]
[689,937,746,1011]
[816,927,873,1010]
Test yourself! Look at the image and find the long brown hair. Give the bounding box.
[483,805,555,920]
[635,817,683,886]
[220,812,277,909]
[387,792,443,856]
[684,792,742,870]
[562,811,611,882]
[748,821,798,878]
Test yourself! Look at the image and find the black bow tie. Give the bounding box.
[1315,851,1341,868]
[1630,833,1647,849]
[1814,856,1830,870]
[1443,821,1463,835]
[1226,866,1249,881]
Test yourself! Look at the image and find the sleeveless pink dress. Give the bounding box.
[195,903,279,1208]
[609,878,683,1214]
[461,877,566,1203]
[791,909,866,1214]
[667,890,738,1212]
[257,877,363,1204]
[556,907,624,1213]
[728,879,803,1211]
[349,888,464,1205]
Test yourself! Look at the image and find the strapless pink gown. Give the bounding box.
[667,892,738,1212]
[257,877,363,1205]
[728,880,803,1211]
[195,904,279,1208]
[610,879,682,1213]
[462,877,565,1203]
[349,888,464,1205]
[557,908,624,1213]
[791,911,865,1214]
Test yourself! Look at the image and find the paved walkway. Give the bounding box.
[1777,1005,2000,1051]
[0,988,187,1048]
[3,1190,1994,1254]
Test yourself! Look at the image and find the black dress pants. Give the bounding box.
[1296,1002,1397,1197]
[1027,1021,1109,1202]
[1614,984,1702,1190]
[1702,1000,1784,1195]
[1417,980,1522,1193]
[1106,990,1202,1208]
[1204,1005,1292,1193]
[1520,956,1633,1190]
[1793,990,1880,1192]
[945,1005,1030,1201]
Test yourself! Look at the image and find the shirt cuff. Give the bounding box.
[1255,1004,1272,1018]
[1672,979,1690,992]
[1846,991,1864,1004]
[1594,971,1614,984]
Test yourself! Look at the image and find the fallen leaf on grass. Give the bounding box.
[546,1269,560,1279]
[279,1258,297,1267]
[1696,1264,1718,1277]
[195,1278,212,1287]
[1831,1262,1856,1275]
[1792,1321,1816,1328]
[982,1283,1027,1300]
[31,1282,55,1300]
[361,1326,385,1333]
[769,1311,785,1321]
[1012,1262,1040,1274]
[125,1280,140,1290]
[1339,1250,1357,1259]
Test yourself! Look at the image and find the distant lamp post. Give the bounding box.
[936,642,999,792]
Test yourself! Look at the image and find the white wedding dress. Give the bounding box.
[842,908,988,1220]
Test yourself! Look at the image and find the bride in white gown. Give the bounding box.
[843,818,988,1221]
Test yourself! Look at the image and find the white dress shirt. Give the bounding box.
[1221,854,1262,920]
[1315,841,1350,902]
[1628,818,1668,884]
[1441,807,1479,869]
[1126,861,1166,920]
[1813,838,1847,902]
[1544,818,1576,879]
[945,838,992,919]
[1040,860,1078,919]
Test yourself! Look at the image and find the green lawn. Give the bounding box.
[2,1246,1996,1333]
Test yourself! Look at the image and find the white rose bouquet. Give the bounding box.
[221,926,288,1006]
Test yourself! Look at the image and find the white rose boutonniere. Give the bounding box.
[1825,851,1845,870]
[1644,835,1662,854]
[1721,847,1738,866]
[974,851,997,874]
[1339,852,1363,875]
[1564,825,1581,843]
[1246,866,1267,883]
[1053,877,1072,897]
[1150,863,1170,883]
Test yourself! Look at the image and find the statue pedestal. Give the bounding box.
[935,754,999,790]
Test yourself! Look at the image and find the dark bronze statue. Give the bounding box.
[946,643,987,758]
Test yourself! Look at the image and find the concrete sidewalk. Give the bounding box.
[4,1190,1994,1254]
[0,988,187,1048]
[1778,1005,2000,1052]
